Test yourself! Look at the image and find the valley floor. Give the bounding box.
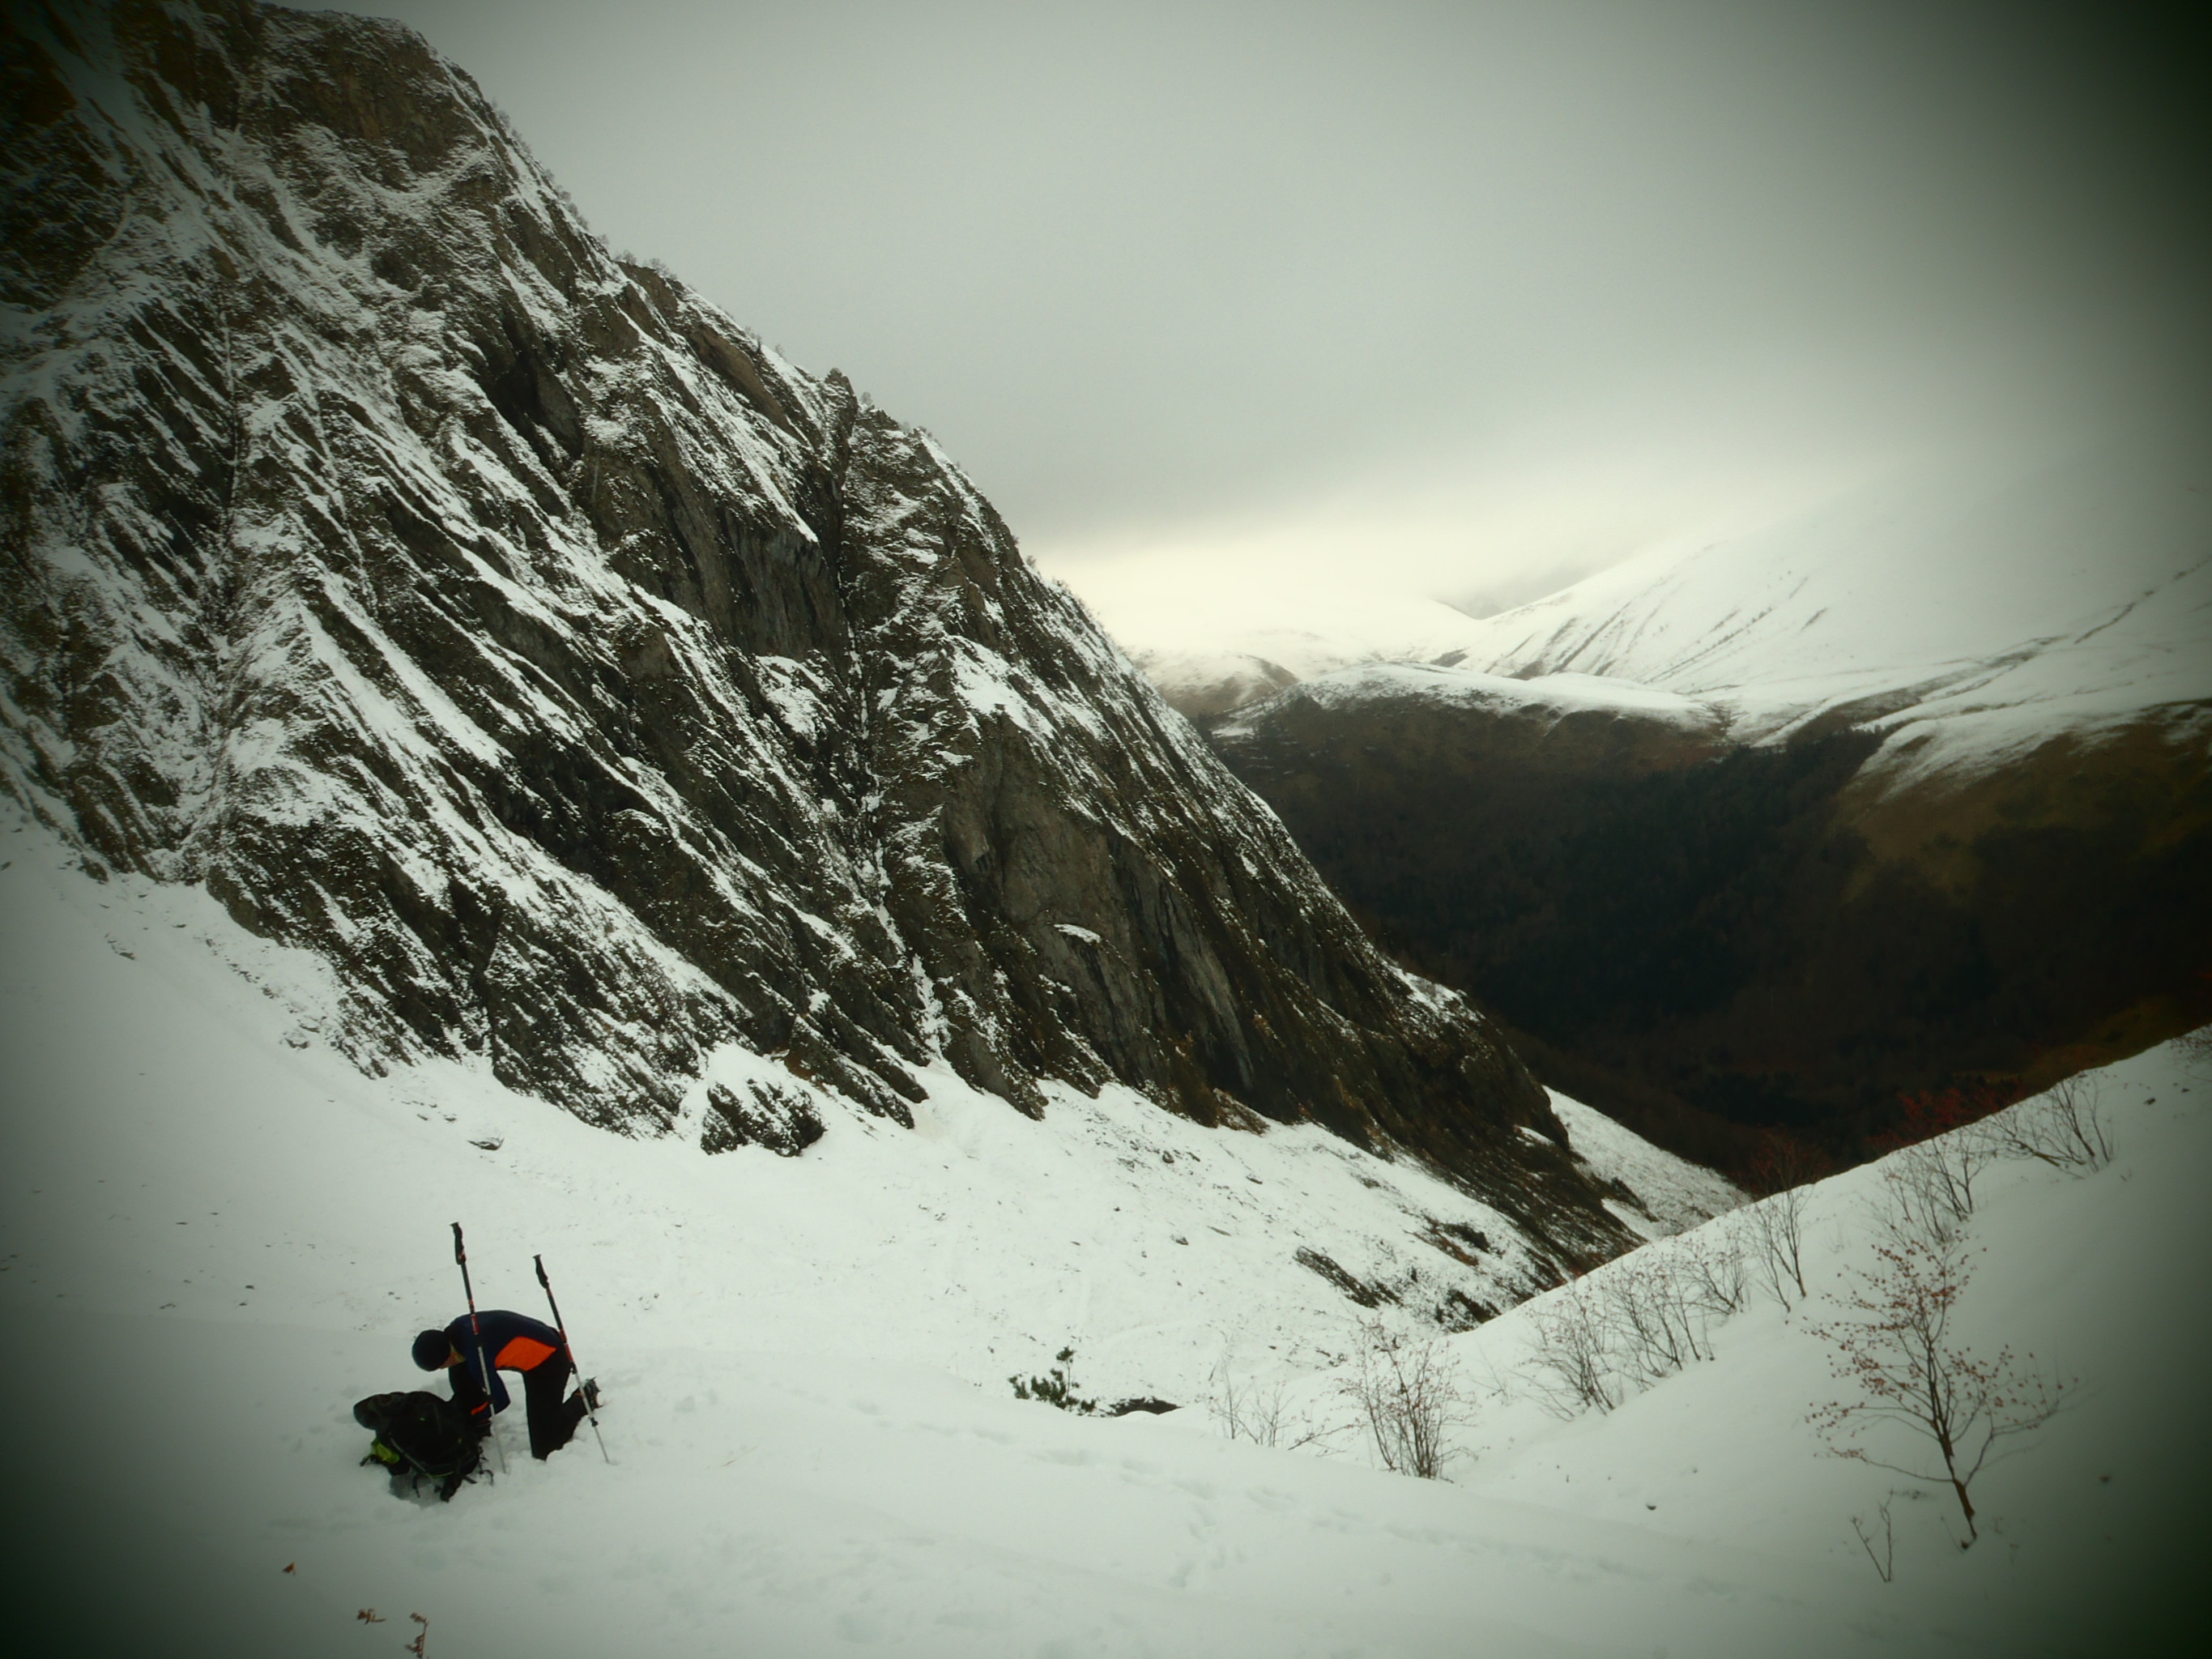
[0,817,2199,1657]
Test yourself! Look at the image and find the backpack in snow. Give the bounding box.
[354,1390,484,1501]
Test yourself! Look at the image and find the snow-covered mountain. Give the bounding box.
[1442,439,2211,780]
[1191,445,2210,1159]
[1130,440,2210,772]
[1128,591,1503,721]
[0,0,1647,1246]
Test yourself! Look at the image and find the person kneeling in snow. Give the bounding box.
[412,1312,595,1460]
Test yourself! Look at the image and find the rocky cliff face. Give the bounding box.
[0,0,1623,1253]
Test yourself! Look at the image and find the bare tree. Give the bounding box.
[1339,1316,1472,1478]
[1989,1077,2115,1172]
[1807,1235,2069,1546]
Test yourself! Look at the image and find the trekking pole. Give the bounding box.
[535,1253,611,1464]
[451,1222,509,1474]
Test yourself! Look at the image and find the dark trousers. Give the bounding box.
[521,1353,586,1460]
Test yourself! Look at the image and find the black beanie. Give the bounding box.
[412,1328,451,1370]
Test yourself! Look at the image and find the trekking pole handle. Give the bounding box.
[452,1222,467,1265]
[533,1255,562,1333]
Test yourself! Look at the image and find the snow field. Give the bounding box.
[1438,1047,2207,1654]
[1,813,2199,1656]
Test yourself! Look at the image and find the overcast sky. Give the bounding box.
[375,1,2208,633]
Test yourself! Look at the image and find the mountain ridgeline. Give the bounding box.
[0,0,1633,1261]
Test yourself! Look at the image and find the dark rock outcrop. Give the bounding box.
[0,0,1628,1253]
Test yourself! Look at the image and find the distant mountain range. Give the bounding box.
[1147,446,2211,1165]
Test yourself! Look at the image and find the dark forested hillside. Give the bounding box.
[1211,667,2212,1171]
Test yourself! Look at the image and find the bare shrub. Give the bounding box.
[1208,1355,1331,1452]
[1737,1131,1822,1310]
[1989,1077,2115,1172]
[1686,1230,1750,1316]
[1523,1235,1739,1417]
[1339,1316,1471,1478]
[1743,1188,1810,1309]
[1599,1254,1717,1386]
[1891,1126,2001,1229]
[1871,1153,1971,1255]
[1524,1277,1622,1418]
[1807,1235,2069,1546]
[1850,1495,1898,1583]
[1875,1086,2015,1232]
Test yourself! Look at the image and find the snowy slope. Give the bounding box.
[1545,1092,1743,1238]
[1442,1043,2206,1654]
[5,801,2198,1657]
[1447,439,2212,779]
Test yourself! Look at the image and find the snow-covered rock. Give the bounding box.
[0,0,1630,1249]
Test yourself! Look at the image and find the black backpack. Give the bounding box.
[354,1390,485,1501]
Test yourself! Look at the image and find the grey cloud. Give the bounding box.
[373,0,2208,595]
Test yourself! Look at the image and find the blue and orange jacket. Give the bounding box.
[441,1310,565,1421]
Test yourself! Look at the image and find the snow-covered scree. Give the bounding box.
[5,817,2198,1656]
[0,816,1734,1657]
